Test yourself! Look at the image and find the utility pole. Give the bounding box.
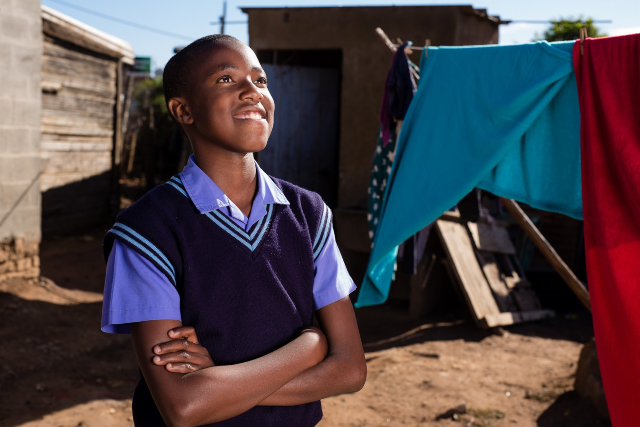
[219,1,227,34]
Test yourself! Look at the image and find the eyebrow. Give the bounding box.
[210,64,265,74]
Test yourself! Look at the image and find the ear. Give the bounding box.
[167,97,194,125]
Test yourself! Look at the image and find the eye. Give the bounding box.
[217,75,233,83]
[255,76,268,85]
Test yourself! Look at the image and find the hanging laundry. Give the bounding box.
[379,42,416,147]
[575,33,640,427]
[368,126,397,241]
[357,41,581,308]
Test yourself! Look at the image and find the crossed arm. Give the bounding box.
[130,296,366,427]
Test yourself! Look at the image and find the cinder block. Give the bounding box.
[0,154,40,181]
[0,180,40,211]
[0,206,41,239]
[13,98,40,127]
[0,98,14,125]
[28,70,40,99]
[0,71,29,97]
[0,15,28,41]
[0,42,11,72]
[0,127,30,154]
[12,45,41,76]
[17,206,41,236]
[0,1,14,15]
[26,127,40,152]
[11,0,41,16]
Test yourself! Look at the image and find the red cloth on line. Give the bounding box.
[574,33,640,426]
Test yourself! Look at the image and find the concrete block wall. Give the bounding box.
[0,0,42,279]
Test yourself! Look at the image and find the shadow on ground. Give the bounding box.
[537,391,611,427]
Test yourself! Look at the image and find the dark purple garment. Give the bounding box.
[379,42,416,147]
[104,177,327,426]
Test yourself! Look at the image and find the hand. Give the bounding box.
[151,326,214,373]
[299,326,328,365]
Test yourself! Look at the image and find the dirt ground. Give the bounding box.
[0,228,609,427]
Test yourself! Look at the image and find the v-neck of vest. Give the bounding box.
[166,175,276,259]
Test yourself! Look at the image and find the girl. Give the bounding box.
[102,34,366,426]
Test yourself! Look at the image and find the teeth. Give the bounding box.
[236,112,264,120]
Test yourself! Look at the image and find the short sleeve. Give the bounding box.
[312,223,357,310]
[102,240,181,334]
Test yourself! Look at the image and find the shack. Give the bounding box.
[40,6,134,235]
[242,5,503,279]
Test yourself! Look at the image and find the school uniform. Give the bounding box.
[102,155,356,426]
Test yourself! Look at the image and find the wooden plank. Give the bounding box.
[467,221,516,255]
[42,35,120,68]
[40,72,116,98]
[482,309,556,328]
[42,93,115,116]
[501,198,591,311]
[42,12,134,63]
[511,284,542,312]
[474,250,518,312]
[42,54,116,81]
[440,209,461,221]
[435,219,501,324]
[41,140,112,152]
[494,253,542,311]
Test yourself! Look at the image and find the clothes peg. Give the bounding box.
[580,28,587,55]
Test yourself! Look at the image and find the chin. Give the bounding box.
[233,138,267,154]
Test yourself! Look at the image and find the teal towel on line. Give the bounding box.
[356,41,581,308]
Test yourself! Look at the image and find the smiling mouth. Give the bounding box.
[233,111,266,120]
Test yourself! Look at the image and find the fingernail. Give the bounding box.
[154,346,161,354]
[153,356,160,363]
[167,363,172,369]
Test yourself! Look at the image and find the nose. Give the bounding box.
[240,78,264,103]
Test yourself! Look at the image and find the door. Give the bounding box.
[260,64,340,207]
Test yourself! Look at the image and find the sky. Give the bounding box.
[41,0,640,73]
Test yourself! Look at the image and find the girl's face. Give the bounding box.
[181,42,275,154]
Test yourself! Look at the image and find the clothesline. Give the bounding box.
[375,27,423,81]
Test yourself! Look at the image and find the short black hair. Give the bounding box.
[163,34,242,112]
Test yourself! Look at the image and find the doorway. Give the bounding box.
[257,49,342,207]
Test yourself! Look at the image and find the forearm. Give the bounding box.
[133,324,326,427]
[175,338,314,424]
[258,351,366,406]
[258,297,368,407]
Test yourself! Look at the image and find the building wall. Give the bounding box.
[0,0,42,279]
[40,34,117,235]
[244,6,500,208]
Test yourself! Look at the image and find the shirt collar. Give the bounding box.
[179,155,289,215]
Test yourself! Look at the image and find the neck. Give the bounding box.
[192,145,258,217]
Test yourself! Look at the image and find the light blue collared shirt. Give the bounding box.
[102,156,356,333]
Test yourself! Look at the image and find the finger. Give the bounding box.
[152,351,212,367]
[165,362,202,373]
[153,339,205,356]
[167,326,199,343]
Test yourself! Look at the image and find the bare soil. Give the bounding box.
[0,229,609,427]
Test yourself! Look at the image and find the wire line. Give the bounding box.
[45,0,196,41]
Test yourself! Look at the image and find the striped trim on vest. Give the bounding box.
[106,222,177,286]
[166,176,274,252]
[312,203,332,261]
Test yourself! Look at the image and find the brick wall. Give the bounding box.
[0,0,42,279]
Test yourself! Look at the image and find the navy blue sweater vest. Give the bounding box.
[104,176,332,427]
